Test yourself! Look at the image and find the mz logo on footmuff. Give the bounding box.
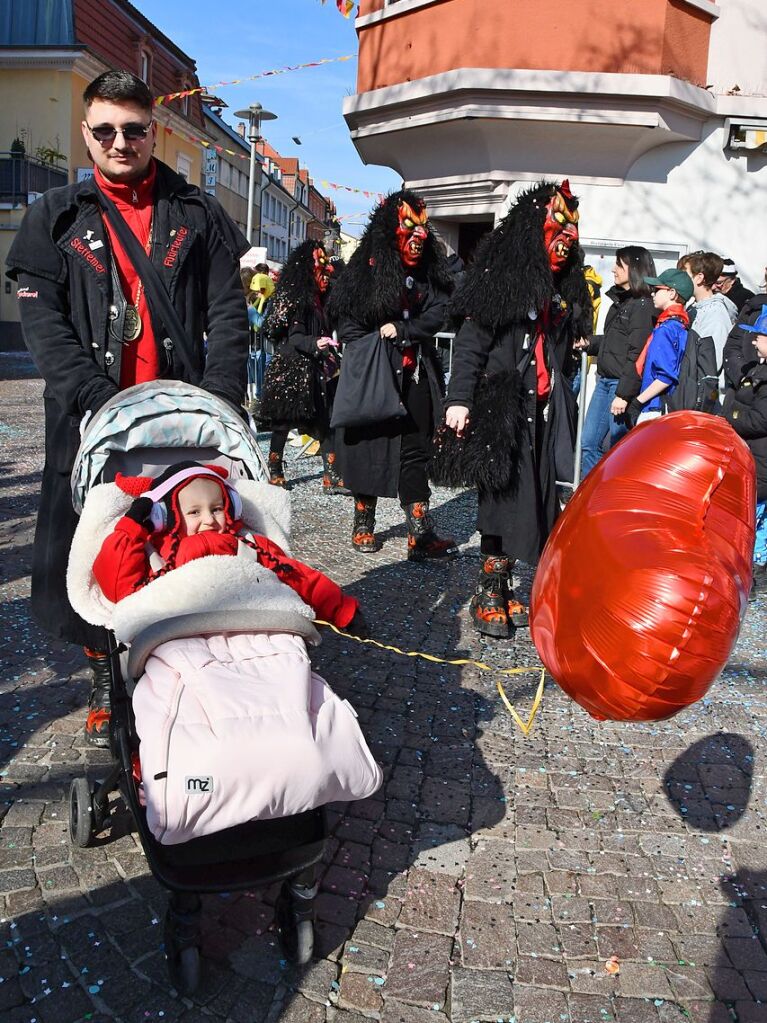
[185,776,214,794]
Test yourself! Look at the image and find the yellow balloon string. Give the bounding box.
[314,620,546,737]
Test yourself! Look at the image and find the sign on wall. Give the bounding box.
[204,149,217,196]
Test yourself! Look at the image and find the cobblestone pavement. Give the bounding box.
[1,355,766,1023]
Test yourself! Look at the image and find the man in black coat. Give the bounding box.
[328,190,456,561]
[440,181,593,639]
[5,70,249,744]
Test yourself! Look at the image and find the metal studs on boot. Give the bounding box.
[268,451,288,488]
[352,496,379,553]
[322,452,351,496]
[84,647,112,747]
[469,557,510,638]
[403,501,457,562]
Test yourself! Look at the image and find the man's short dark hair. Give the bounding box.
[254,263,270,274]
[83,71,153,113]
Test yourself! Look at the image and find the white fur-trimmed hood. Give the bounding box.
[66,478,305,639]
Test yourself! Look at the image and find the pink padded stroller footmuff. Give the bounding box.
[132,631,382,844]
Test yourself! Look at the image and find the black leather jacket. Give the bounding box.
[6,158,249,422]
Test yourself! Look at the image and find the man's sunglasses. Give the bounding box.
[86,121,153,145]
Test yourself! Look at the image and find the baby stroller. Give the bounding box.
[65,382,335,993]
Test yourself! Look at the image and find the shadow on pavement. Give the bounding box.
[664,733,766,1021]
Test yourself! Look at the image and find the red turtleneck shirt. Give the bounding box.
[95,162,160,387]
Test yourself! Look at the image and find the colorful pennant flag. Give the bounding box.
[154,54,356,106]
[321,0,356,16]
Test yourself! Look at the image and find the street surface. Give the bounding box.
[1,354,766,1023]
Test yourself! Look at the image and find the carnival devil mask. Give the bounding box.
[542,181,579,272]
[396,200,429,268]
[313,247,334,293]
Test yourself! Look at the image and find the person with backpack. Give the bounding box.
[723,306,767,598]
[611,268,692,424]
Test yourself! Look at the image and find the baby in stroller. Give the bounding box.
[65,382,382,988]
[92,459,367,630]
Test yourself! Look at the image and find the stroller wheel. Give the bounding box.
[164,894,202,995]
[275,883,314,965]
[167,943,200,996]
[69,778,94,848]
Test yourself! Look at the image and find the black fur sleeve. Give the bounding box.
[445,318,495,411]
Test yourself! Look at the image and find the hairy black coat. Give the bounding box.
[260,241,338,432]
[445,181,591,562]
[331,191,453,498]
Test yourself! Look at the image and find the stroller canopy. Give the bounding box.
[71,381,267,514]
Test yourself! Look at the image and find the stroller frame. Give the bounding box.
[69,628,328,990]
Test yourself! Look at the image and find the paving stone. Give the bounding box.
[459,899,516,968]
[410,823,470,875]
[380,999,449,1023]
[511,984,570,1022]
[449,967,514,1022]
[340,940,389,975]
[399,868,460,934]
[338,970,384,1014]
[385,928,452,1007]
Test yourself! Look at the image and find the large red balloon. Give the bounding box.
[530,412,756,721]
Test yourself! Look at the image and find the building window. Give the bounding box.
[140,50,152,87]
[176,152,192,181]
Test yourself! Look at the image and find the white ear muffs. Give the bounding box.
[227,485,243,520]
[149,502,168,533]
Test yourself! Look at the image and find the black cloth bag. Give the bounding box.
[330,331,407,429]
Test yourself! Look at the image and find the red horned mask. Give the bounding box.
[313,247,333,293]
[396,200,429,268]
[542,180,580,273]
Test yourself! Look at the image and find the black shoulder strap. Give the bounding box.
[94,184,198,381]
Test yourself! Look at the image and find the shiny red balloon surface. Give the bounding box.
[530,412,756,721]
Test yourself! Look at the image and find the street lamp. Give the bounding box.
[234,102,277,247]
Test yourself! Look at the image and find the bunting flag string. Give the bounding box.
[154,54,356,106]
[154,119,382,212]
[321,179,382,199]
[321,0,356,16]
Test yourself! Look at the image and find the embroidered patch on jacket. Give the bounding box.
[17,287,38,299]
[163,226,189,268]
[70,237,106,274]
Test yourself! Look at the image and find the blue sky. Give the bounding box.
[137,0,400,233]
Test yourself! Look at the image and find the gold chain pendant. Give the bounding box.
[123,305,142,343]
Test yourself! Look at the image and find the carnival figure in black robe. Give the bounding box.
[438,181,593,637]
[260,240,349,494]
[329,190,457,561]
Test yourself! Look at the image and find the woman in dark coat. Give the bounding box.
[579,246,656,475]
[329,190,456,560]
[442,181,593,638]
[260,240,349,494]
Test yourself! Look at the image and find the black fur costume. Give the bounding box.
[437,181,594,564]
[329,191,454,501]
[328,189,453,328]
[259,240,335,428]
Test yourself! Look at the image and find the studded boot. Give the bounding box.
[84,647,112,747]
[268,450,288,488]
[403,501,457,563]
[469,557,510,638]
[352,495,379,553]
[506,565,529,629]
[322,452,351,496]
